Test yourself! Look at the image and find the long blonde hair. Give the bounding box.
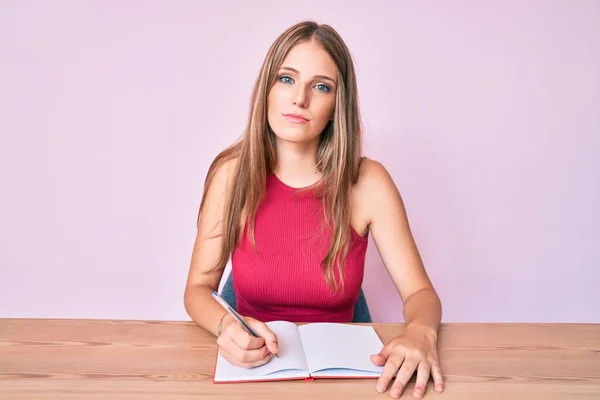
[199,21,363,291]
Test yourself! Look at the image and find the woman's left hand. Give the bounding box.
[371,324,444,399]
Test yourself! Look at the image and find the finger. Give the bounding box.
[218,347,237,366]
[242,350,274,368]
[219,346,273,369]
[232,344,271,365]
[430,362,444,392]
[370,353,387,366]
[412,362,431,399]
[371,344,392,366]
[376,353,404,394]
[219,332,270,364]
[248,320,279,356]
[228,323,266,350]
[389,358,418,399]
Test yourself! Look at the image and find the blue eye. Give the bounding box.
[279,75,294,84]
[314,84,331,93]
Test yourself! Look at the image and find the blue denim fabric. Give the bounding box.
[220,273,372,323]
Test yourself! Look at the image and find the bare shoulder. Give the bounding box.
[352,157,403,231]
[207,155,239,191]
[355,158,402,206]
[356,157,396,188]
[197,155,239,233]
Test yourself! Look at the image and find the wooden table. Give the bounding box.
[1,319,599,399]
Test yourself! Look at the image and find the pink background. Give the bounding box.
[1,1,598,323]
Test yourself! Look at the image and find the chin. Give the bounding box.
[272,127,319,144]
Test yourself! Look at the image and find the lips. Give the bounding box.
[283,113,309,124]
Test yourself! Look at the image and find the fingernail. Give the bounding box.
[273,352,279,358]
[414,389,423,398]
[376,384,385,393]
[436,383,443,391]
[391,388,401,398]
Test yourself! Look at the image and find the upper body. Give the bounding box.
[231,168,369,323]
[184,21,444,399]
[231,157,421,324]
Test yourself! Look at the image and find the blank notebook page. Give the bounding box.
[298,323,385,376]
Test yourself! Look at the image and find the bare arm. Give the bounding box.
[183,160,279,367]
[183,159,235,337]
[360,159,441,333]
[359,158,444,398]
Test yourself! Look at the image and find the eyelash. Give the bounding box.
[278,75,331,93]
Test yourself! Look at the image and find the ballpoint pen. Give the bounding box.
[211,289,263,332]
[211,291,279,358]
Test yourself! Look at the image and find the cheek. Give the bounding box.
[266,94,278,128]
[313,98,335,122]
[267,90,285,118]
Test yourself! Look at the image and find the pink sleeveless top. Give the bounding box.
[230,173,369,322]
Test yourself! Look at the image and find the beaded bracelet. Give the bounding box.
[217,312,228,337]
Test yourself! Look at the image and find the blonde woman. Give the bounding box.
[184,21,444,399]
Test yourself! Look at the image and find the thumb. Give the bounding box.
[249,321,279,356]
[371,345,390,366]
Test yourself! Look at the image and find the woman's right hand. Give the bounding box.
[216,314,280,368]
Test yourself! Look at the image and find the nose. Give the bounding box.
[293,85,308,108]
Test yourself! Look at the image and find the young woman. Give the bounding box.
[184,21,444,399]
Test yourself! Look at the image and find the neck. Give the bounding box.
[273,138,322,188]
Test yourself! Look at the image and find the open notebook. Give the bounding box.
[213,321,385,383]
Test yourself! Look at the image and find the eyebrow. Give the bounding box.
[280,66,337,85]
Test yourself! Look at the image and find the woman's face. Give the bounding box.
[267,41,338,147]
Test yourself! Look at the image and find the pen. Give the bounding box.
[211,291,279,358]
[211,291,262,338]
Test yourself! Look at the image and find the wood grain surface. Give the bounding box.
[1,319,599,399]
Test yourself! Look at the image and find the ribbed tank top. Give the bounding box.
[230,173,369,323]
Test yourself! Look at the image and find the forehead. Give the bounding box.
[280,41,337,76]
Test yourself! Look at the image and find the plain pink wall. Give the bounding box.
[1,1,598,323]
